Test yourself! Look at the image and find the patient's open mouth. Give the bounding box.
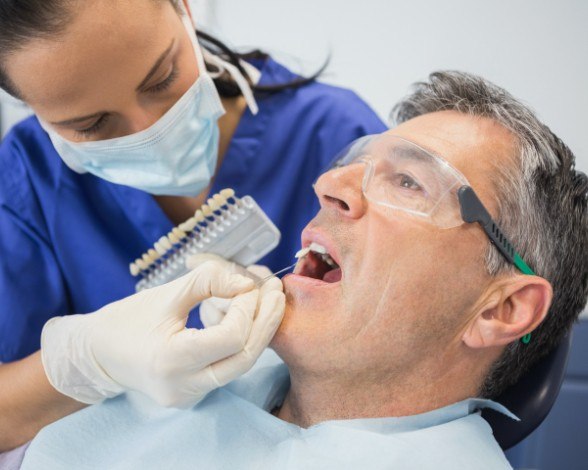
[294,243,342,283]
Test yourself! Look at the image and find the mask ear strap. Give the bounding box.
[178,3,259,116]
[202,52,259,116]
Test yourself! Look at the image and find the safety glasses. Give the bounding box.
[327,134,535,277]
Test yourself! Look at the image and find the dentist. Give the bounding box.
[0,0,386,450]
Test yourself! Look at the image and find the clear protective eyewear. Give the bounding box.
[327,134,535,278]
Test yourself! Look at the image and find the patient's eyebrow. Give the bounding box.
[394,145,435,164]
[136,39,175,91]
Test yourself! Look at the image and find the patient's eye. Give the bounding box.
[397,173,423,192]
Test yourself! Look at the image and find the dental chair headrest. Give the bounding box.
[482,332,572,450]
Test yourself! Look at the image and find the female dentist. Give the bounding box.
[0,0,386,450]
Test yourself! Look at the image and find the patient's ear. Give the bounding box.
[463,276,553,349]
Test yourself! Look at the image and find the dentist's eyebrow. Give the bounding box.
[51,112,105,127]
[51,40,176,127]
[136,39,176,91]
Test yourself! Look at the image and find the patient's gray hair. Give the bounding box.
[391,71,588,398]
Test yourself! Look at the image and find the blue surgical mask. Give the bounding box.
[42,9,258,197]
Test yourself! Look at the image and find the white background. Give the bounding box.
[201,0,587,171]
[2,0,586,174]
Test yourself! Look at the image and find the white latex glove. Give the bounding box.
[41,259,285,408]
[185,254,278,329]
[203,267,277,328]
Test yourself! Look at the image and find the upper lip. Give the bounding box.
[300,227,342,269]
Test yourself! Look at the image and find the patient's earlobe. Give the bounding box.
[463,276,553,349]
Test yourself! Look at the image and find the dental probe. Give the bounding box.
[253,245,319,287]
[256,242,328,286]
[254,262,298,287]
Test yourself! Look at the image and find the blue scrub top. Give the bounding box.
[0,58,386,362]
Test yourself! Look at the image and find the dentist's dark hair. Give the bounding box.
[391,71,588,399]
[0,0,326,100]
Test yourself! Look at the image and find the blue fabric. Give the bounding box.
[22,350,515,470]
[0,58,386,362]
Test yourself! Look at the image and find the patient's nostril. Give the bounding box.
[325,195,350,212]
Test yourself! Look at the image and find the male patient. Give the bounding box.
[21,71,587,469]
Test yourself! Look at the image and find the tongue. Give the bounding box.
[322,267,342,283]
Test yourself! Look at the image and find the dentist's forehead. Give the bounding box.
[4,0,177,109]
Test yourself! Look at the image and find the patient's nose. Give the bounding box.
[314,163,366,219]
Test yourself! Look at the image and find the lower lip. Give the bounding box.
[283,273,341,291]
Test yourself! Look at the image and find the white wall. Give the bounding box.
[201,0,588,171]
[0,91,33,136]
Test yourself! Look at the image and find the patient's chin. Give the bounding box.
[269,301,301,357]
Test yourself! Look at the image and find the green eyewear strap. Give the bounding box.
[457,186,535,345]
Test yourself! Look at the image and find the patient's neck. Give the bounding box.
[277,350,487,428]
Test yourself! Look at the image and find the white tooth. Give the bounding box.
[309,242,328,255]
[207,198,219,211]
[172,227,186,240]
[154,242,167,256]
[213,194,226,207]
[179,217,197,232]
[194,210,205,223]
[130,263,140,276]
[321,253,337,268]
[220,188,235,200]
[168,233,179,244]
[201,205,213,217]
[295,247,311,259]
[136,258,148,271]
[159,236,172,250]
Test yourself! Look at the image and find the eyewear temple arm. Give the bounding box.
[457,186,535,276]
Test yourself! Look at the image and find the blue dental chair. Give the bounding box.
[483,332,572,451]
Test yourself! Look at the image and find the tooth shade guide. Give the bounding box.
[132,189,281,294]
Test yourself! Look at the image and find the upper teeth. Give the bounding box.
[295,243,338,268]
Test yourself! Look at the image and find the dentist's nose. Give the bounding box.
[314,163,367,219]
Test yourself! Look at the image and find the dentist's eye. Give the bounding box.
[146,65,179,94]
[74,114,111,138]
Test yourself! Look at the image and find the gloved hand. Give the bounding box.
[204,269,277,328]
[41,259,285,408]
[185,254,279,329]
